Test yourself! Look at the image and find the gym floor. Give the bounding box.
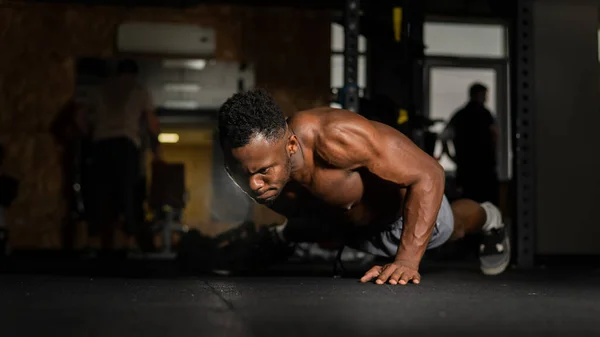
[1,256,599,337]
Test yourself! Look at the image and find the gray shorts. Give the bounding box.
[348,195,455,258]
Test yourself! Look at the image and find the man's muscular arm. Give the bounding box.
[316,109,445,283]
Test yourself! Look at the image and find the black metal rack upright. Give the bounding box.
[514,0,535,268]
[343,0,360,113]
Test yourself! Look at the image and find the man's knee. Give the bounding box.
[450,225,466,241]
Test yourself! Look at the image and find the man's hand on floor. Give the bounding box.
[360,261,421,285]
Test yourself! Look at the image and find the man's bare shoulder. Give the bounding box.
[287,107,342,141]
[288,107,338,124]
[294,108,377,168]
[316,108,376,142]
[290,107,367,132]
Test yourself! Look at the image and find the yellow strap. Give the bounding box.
[397,109,409,124]
[393,7,403,42]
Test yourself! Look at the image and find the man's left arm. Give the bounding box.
[364,124,445,285]
[490,122,499,150]
[317,110,445,285]
[142,88,162,160]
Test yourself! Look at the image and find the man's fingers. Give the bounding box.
[388,269,404,285]
[399,272,412,285]
[412,272,421,284]
[360,271,380,283]
[376,265,397,285]
[360,266,382,283]
[399,272,421,285]
[362,265,421,285]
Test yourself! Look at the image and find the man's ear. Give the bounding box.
[287,134,299,156]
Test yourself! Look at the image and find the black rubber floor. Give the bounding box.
[1,264,600,337]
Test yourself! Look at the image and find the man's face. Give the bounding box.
[223,134,293,205]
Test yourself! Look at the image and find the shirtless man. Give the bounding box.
[218,89,510,285]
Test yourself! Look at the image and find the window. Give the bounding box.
[424,22,506,58]
[428,67,498,172]
[423,21,510,179]
[330,23,367,108]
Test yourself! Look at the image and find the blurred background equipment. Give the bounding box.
[0,172,18,259]
[139,161,188,260]
[0,144,18,259]
[117,22,216,57]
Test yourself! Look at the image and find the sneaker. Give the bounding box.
[479,202,511,276]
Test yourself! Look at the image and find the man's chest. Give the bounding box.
[272,169,363,216]
[271,169,403,226]
[310,168,365,209]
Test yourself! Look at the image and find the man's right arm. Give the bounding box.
[488,112,499,150]
[438,117,457,162]
[438,121,455,143]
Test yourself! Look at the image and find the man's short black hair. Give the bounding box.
[117,59,139,75]
[218,88,287,148]
[469,83,487,99]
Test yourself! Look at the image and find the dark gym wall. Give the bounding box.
[0,4,330,249]
[532,0,600,254]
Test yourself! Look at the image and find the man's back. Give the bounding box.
[446,101,499,204]
[448,102,496,171]
[92,76,152,147]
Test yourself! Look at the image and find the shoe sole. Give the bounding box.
[480,234,511,276]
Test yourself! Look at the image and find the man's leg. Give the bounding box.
[88,140,119,252]
[449,199,510,275]
[114,138,140,249]
[448,199,486,240]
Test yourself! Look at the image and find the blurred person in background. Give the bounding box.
[135,115,162,252]
[89,59,160,253]
[439,83,499,205]
[51,99,93,250]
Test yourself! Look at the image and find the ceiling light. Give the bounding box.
[158,133,179,144]
[162,59,207,70]
[163,100,200,110]
[164,83,201,92]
